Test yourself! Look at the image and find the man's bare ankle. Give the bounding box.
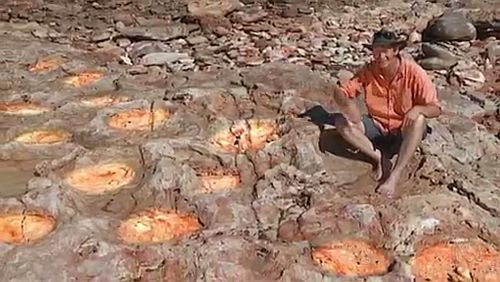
[388,169,402,181]
[373,149,382,164]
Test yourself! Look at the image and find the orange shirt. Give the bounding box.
[339,56,441,134]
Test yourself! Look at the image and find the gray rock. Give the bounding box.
[419,56,457,70]
[464,91,497,111]
[421,43,457,60]
[450,60,485,91]
[128,41,172,61]
[127,65,148,75]
[422,12,477,42]
[32,28,49,39]
[141,52,190,66]
[116,23,197,41]
[115,38,131,48]
[186,35,209,45]
[241,62,331,93]
[188,0,243,18]
[487,41,500,66]
[292,142,324,174]
[91,31,111,43]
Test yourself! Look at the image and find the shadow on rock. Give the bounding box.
[297,105,336,129]
[318,129,373,164]
[300,105,406,169]
[298,105,373,164]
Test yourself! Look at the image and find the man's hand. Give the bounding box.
[403,104,441,130]
[402,107,422,130]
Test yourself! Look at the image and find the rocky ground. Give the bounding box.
[0,0,499,281]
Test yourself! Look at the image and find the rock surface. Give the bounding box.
[0,0,499,281]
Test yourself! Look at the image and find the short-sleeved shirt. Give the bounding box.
[339,56,441,134]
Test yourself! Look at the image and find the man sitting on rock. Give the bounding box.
[332,28,442,198]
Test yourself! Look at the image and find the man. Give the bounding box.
[332,28,442,198]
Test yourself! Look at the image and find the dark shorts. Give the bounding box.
[361,115,430,156]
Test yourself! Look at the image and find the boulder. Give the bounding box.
[422,12,477,42]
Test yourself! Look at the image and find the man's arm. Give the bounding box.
[332,68,366,123]
[410,63,443,119]
[332,86,362,123]
[413,104,441,118]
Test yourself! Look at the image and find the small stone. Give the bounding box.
[487,41,500,66]
[232,8,268,23]
[116,23,196,41]
[188,0,243,18]
[114,14,136,26]
[116,38,131,48]
[336,69,354,84]
[408,31,422,44]
[48,31,64,39]
[129,42,172,60]
[311,53,329,65]
[94,44,124,62]
[141,52,190,66]
[311,38,324,50]
[91,31,112,42]
[282,6,298,18]
[298,5,313,14]
[237,55,264,66]
[32,28,49,39]
[227,49,239,59]
[186,35,208,45]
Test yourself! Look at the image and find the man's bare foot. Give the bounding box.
[371,149,391,182]
[376,174,399,198]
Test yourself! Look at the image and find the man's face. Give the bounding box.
[372,46,398,69]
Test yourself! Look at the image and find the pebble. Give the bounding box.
[32,28,49,39]
[486,41,500,66]
[116,23,196,41]
[91,31,112,42]
[408,31,422,44]
[141,52,191,66]
[232,8,268,23]
[116,38,131,48]
[186,35,209,45]
[188,0,243,18]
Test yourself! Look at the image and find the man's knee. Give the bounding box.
[415,114,427,129]
[333,114,348,129]
[403,114,427,137]
[334,114,357,134]
[336,120,367,141]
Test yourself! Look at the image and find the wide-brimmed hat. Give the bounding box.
[363,28,407,50]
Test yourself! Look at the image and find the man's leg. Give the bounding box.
[334,114,386,180]
[377,114,427,197]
